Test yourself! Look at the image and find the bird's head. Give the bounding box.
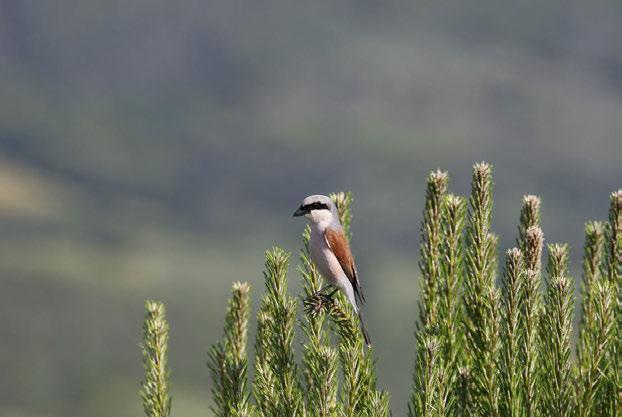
[293,194,336,225]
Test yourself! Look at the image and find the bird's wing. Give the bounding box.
[324,227,365,304]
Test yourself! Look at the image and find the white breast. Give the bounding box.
[309,226,349,290]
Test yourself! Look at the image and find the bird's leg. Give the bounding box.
[308,285,333,299]
[317,288,339,310]
[308,286,338,305]
[304,285,336,316]
[326,288,339,298]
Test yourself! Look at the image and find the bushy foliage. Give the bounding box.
[140,301,172,417]
[140,164,620,417]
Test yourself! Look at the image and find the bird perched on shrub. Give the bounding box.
[293,194,371,346]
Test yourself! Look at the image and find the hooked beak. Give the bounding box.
[293,207,307,217]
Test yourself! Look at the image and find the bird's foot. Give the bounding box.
[304,291,335,317]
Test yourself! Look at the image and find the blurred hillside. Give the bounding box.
[0,1,621,416]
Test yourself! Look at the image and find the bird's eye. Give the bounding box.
[301,202,329,211]
[313,202,328,210]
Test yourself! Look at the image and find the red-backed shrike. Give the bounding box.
[294,194,371,346]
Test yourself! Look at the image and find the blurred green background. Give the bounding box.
[0,1,621,416]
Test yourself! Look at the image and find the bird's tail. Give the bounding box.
[344,283,371,346]
[357,308,371,347]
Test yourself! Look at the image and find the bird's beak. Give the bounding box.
[293,207,306,217]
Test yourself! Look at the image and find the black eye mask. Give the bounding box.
[294,201,330,217]
[302,202,330,212]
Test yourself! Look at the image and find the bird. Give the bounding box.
[293,194,371,346]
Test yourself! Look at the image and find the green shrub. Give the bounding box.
[140,164,620,417]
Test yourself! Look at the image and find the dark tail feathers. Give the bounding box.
[357,308,371,347]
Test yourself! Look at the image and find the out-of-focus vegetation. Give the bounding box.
[0,1,621,416]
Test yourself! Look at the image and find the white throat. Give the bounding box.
[306,209,333,231]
